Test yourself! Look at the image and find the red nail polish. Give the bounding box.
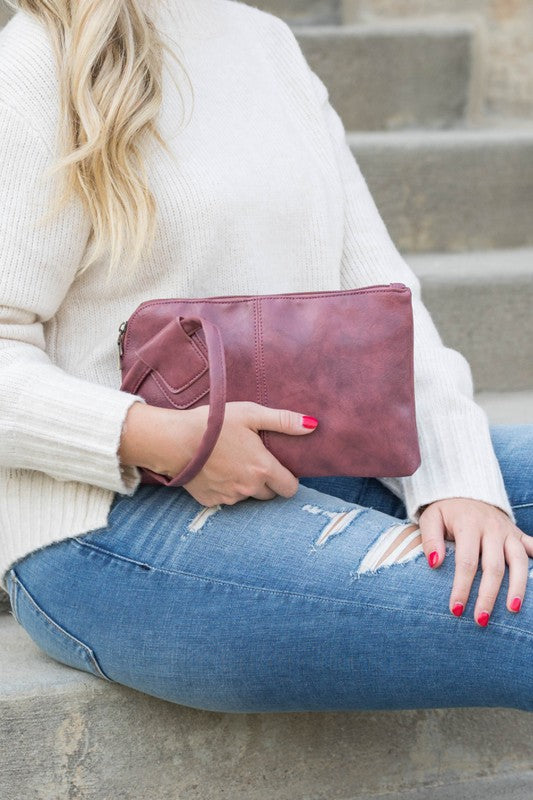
[302,416,318,429]
[477,611,490,626]
[428,551,439,568]
[510,596,522,612]
[452,602,464,617]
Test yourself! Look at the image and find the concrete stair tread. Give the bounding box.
[405,248,533,393]
[347,127,533,144]
[367,772,533,800]
[0,614,93,697]
[292,20,474,34]
[292,22,472,130]
[474,390,533,425]
[406,246,533,279]
[2,612,533,799]
[244,0,341,25]
[346,130,533,253]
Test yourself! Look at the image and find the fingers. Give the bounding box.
[419,502,446,570]
[250,403,318,436]
[263,453,299,498]
[446,526,481,620]
[474,530,506,625]
[504,533,530,614]
[424,500,532,624]
[518,530,533,559]
[250,484,278,501]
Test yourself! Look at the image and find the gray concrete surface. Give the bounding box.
[349,129,533,253]
[1,614,532,800]
[342,0,533,122]
[364,771,533,800]
[246,0,342,24]
[0,2,11,27]
[475,390,533,426]
[294,23,472,131]
[408,248,533,391]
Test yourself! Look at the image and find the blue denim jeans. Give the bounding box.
[5,424,533,713]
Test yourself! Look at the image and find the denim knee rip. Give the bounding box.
[301,502,424,574]
[356,522,423,573]
[186,504,222,534]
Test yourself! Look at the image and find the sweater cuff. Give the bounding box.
[377,401,516,526]
[6,362,147,494]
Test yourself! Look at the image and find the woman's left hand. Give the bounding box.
[418,498,533,625]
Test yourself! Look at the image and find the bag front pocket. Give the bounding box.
[6,568,114,682]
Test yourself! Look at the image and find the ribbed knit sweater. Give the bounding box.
[0,0,515,591]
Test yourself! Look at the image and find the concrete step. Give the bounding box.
[371,772,533,800]
[475,390,533,426]
[245,0,342,24]
[294,23,472,130]
[0,4,11,27]
[1,613,532,800]
[342,0,533,123]
[407,248,533,392]
[349,129,533,252]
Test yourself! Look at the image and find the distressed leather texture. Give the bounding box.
[119,284,421,486]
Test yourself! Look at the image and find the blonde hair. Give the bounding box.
[6,0,192,279]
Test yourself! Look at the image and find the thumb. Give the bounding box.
[419,503,446,569]
[252,405,319,436]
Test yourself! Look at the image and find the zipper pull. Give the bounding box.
[390,282,407,289]
[117,321,127,358]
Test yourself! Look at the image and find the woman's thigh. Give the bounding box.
[6,425,533,714]
[301,423,533,536]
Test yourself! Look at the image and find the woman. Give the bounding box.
[0,0,532,713]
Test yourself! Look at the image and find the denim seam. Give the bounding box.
[511,503,533,509]
[10,569,112,681]
[71,537,533,639]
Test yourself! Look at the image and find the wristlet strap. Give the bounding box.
[122,315,227,487]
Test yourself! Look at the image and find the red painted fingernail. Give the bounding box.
[302,416,318,429]
[428,551,439,568]
[477,611,490,627]
[510,596,522,612]
[452,602,464,617]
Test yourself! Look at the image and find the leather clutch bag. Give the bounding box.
[117,282,421,487]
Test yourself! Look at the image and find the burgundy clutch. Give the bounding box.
[118,283,421,487]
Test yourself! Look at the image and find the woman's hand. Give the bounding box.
[419,498,533,625]
[120,400,318,508]
[180,401,318,506]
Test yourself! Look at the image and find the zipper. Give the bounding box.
[115,282,404,361]
[117,321,127,358]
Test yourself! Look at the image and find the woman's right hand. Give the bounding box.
[119,400,318,507]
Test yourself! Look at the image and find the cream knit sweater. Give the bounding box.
[0,0,515,590]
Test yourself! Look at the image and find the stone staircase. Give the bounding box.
[1,1,532,798]
[257,0,533,424]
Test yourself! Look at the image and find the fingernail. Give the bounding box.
[477,611,490,627]
[427,550,439,568]
[510,596,522,612]
[302,416,318,429]
[452,602,464,617]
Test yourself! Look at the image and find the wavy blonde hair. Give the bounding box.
[5,0,192,279]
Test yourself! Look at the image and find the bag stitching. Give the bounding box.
[122,286,407,354]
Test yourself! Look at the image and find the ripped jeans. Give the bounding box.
[5,423,533,713]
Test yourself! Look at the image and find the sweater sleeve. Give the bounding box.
[0,102,146,495]
[304,68,516,525]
